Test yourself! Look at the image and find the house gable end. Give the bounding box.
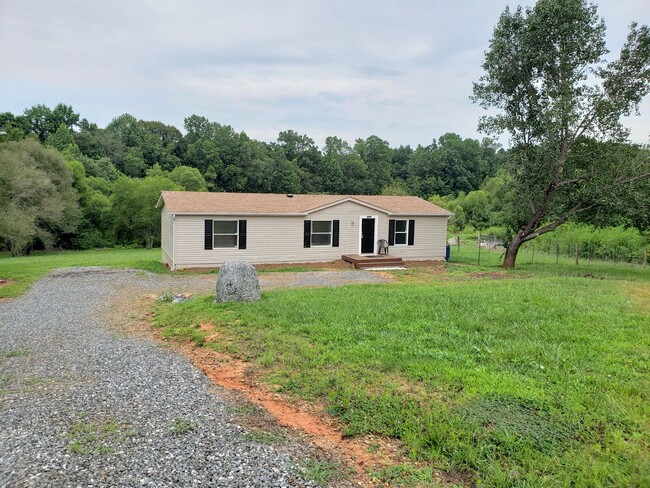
[304,197,391,216]
[156,194,165,209]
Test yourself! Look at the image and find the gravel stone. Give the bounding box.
[0,267,368,487]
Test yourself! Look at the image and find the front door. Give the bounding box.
[361,218,376,254]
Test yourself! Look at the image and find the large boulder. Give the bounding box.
[215,261,261,302]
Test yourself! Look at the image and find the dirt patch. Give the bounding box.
[257,260,354,271]
[0,279,14,301]
[467,271,517,279]
[403,260,447,269]
[627,283,650,313]
[177,260,354,274]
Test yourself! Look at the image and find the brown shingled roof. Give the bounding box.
[157,191,452,216]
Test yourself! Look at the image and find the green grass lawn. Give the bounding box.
[154,261,650,486]
[0,248,167,298]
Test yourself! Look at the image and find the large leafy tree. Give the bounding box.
[472,0,650,268]
[277,130,322,191]
[355,135,393,194]
[0,140,80,255]
[18,104,80,142]
[111,175,181,248]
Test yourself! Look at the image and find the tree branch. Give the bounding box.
[521,203,598,242]
[555,176,586,187]
[613,170,650,185]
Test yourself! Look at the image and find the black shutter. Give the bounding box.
[388,219,395,246]
[238,220,247,249]
[408,219,415,246]
[204,220,213,250]
[304,220,311,248]
[332,220,339,247]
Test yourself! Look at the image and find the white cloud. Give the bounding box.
[0,0,648,147]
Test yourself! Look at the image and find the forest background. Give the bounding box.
[0,103,647,261]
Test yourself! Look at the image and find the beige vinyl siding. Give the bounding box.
[160,206,174,267]
[386,216,448,260]
[171,200,448,268]
[174,214,304,267]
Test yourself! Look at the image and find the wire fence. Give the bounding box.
[448,234,649,268]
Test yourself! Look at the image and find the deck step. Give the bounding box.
[354,260,403,268]
[342,254,405,269]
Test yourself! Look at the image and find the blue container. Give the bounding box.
[445,244,451,261]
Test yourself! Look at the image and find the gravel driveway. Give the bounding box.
[0,268,385,487]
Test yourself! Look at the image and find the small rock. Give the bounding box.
[171,293,192,304]
[215,261,261,303]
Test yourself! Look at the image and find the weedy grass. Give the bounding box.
[64,417,135,455]
[225,404,264,415]
[371,464,461,487]
[244,429,287,444]
[2,349,30,358]
[0,248,168,298]
[154,260,650,486]
[168,418,196,434]
[297,458,349,486]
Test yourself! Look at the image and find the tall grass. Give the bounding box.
[448,238,649,281]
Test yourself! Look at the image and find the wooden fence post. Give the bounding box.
[575,243,579,265]
[457,236,461,253]
[643,248,648,267]
[532,243,536,263]
[556,241,560,264]
[478,233,482,266]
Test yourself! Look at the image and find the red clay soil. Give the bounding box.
[0,279,13,301]
[403,260,447,269]
[175,333,398,478]
[178,260,354,274]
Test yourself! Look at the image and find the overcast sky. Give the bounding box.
[1,0,648,148]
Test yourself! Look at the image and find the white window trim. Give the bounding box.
[311,220,333,247]
[213,219,239,249]
[394,219,409,246]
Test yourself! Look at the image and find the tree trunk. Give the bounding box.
[503,235,524,269]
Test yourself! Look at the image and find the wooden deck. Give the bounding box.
[342,254,405,269]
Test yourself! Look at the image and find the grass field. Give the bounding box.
[2,245,648,485]
[450,241,650,281]
[0,248,167,298]
[154,256,649,486]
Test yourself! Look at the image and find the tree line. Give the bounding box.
[0,104,505,255]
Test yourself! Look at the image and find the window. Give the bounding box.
[394,220,408,245]
[213,220,238,248]
[311,220,332,246]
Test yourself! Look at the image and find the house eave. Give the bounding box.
[388,212,454,217]
[169,211,309,217]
